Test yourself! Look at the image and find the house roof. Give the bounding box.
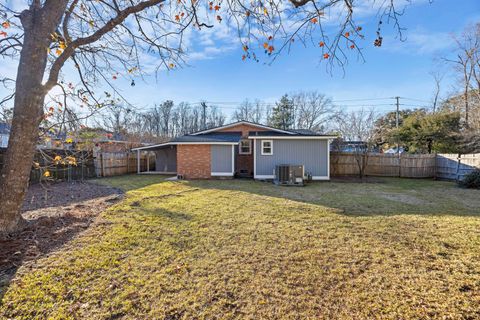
[132,122,336,151]
[248,130,335,137]
[131,133,241,151]
[290,129,318,135]
[189,120,294,135]
[171,132,241,143]
[0,122,11,135]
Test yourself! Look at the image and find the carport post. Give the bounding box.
[137,149,140,174]
[147,152,150,172]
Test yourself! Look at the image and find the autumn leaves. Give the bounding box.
[317,26,364,61]
[236,4,364,63]
[40,155,77,178]
[0,20,10,38]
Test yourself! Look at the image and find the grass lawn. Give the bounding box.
[1,176,480,319]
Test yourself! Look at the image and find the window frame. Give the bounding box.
[261,140,273,156]
[239,139,252,155]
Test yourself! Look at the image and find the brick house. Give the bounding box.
[132,121,334,180]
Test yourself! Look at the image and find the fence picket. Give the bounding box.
[330,152,479,179]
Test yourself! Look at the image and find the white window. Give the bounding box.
[239,139,251,155]
[261,140,273,155]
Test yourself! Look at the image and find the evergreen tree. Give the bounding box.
[268,95,295,130]
[388,110,461,154]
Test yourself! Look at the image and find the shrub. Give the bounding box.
[459,169,480,189]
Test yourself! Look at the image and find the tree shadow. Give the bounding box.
[185,177,480,217]
[90,174,175,192]
[0,183,122,300]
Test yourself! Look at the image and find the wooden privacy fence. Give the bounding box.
[94,151,154,177]
[0,149,96,183]
[331,152,480,179]
[2,148,479,182]
[436,153,480,180]
[0,149,154,181]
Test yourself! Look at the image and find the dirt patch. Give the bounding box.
[331,176,386,183]
[378,193,429,205]
[0,181,122,296]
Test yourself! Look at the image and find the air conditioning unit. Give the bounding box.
[274,165,304,186]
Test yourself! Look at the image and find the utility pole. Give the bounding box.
[201,102,207,130]
[395,96,400,129]
[395,96,400,155]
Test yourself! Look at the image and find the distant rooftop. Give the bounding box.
[0,122,11,135]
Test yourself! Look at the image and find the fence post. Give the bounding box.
[126,152,129,173]
[100,153,105,177]
[137,149,140,174]
[398,153,402,178]
[456,154,461,181]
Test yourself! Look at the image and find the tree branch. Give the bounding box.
[43,0,166,91]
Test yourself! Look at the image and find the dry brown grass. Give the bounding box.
[1,176,479,319]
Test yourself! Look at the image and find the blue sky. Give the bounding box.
[1,0,478,120]
[113,0,479,117]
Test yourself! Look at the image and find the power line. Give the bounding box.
[331,97,394,102]
[113,97,431,113]
[187,98,396,106]
[400,97,431,104]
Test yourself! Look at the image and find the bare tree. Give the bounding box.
[232,99,265,123]
[174,102,192,135]
[206,106,225,128]
[334,108,377,141]
[292,91,336,131]
[252,99,265,123]
[334,108,377,180]
[0,0,414,234]
[100,105,132,138]
[445,23,480,127]
[159,100,174,137]
[232,99,254,122]
[430,71,444,113]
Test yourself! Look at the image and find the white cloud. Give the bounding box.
[383,28,454,55]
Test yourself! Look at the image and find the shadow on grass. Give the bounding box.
[0,215,96,300]
[184,177,480,217]
[91,174,174,192]
[1,182,122,300]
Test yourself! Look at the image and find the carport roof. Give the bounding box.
[172,132,241,143]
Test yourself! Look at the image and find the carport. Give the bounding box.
[131,143,177,174]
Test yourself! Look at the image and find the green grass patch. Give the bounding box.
[1,176,480,319]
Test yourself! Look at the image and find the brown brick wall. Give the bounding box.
[177,144,211,179]
[217,123,269,138]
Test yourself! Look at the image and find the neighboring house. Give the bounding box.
[132,121,334,180]
[384,146,405,154]
[331,140,367,152]
[331,140,381,153]
[0,122,10,148]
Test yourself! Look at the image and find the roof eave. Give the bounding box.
[131,141,239,151]
[248,135,336,139]
[189,121,295,136]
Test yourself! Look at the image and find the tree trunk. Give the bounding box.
[0,6,51,236]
